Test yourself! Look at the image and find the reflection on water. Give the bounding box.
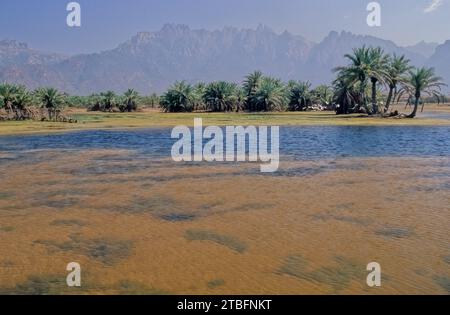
[0,127,449,294]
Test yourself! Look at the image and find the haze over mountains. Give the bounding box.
[0,24,448,94]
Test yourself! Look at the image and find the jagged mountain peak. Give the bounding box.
[0,25,448,94]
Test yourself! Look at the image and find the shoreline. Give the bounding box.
[1,105,450,137]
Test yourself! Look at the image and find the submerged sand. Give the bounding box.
[0,149,449,294]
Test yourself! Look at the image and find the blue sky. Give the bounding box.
[1,0,449,54]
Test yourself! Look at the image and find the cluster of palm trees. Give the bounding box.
[83,89,143,112]
[333,46,446,118]
[160,47,446,118]
[0,86,146,120]
[160,71,332,113]
[0,84,66,121]
[73,90,161,112]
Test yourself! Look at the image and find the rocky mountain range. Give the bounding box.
[0,24,448,94]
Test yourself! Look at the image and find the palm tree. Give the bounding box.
[253,77,286,111]
[37,87,65,120]
[399,67,446,118]
[287,81,312,111]
[122,89,139,112]
[334,47,370,111]
[243,71,263,111]
[384,54,412,112]
[203,81,237,112]
[12,86,33,120]
[86,93,102,111]
[148,93,160,109]
[0,83,18,115]
[312,85,333,109]
[234,87,246,112]
[367,47,389,114]
[100,91,116,112]
[192,82,206,111]
[333,78,358,115]
[160,81,194,112]
[334,46,389,114]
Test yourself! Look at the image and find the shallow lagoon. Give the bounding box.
[2,125,450,158]
[0,126,449,294]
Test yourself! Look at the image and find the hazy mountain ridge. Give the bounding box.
[302,30,427,86]
[0,24,447,94]
[405,41,439,59]
[0,40,67,67]
[427,40,450,92]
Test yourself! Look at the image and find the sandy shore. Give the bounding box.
[0,104,449,136]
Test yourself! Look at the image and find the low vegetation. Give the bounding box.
[0,86,159,122]
[0,85,75,122]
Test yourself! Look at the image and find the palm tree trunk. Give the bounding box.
[407,93,420,118]
[371,79,378,114]
[5,102,13,118]
[359,82,367,113]
[385,86,394,112]
[16,108,24,120]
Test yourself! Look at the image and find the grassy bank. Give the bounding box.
[1,104,450,136]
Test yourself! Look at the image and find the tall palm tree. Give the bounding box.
[367,47,389,114]
[334,47,370,111]
[253,77,286,111]
[399,67,446,118]
[287,80,312,111]
[122,89,139,112]
[203,81,237,112]
[37,87,65,120]
[160,81,194,112]
[334,46,389,114]
[384,54,412,112]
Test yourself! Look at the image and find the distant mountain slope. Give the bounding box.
[0,40,66,67]
[405,41,438,59]
[427,40,450,93]
[0,25,446,94]
[49,24,314,93]
[303,31,426,86]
